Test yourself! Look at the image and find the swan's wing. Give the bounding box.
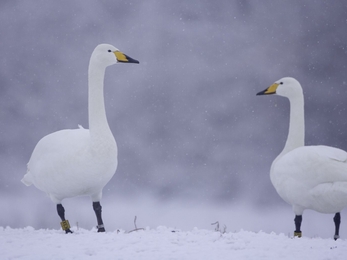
[21,165,33,186]
[309,181,347,212]
[313,145,347,162]
[277,145,347,184]
[28,128,91,168]
[309,146,347,182]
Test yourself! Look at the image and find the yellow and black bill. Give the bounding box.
[114,51,140,64]
[256,83,279,96]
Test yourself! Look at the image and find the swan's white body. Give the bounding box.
[23,127,117,203]
[257,77,347,238]
[22,44,138,207]
[272,145,347,215]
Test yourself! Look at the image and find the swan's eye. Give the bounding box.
[280,82,283,85]
[108,50,112,53]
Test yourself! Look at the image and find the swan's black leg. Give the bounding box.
[57,204,73,233]
[294,215,302,238]
[333,212,341,240]
[93,201,105,232]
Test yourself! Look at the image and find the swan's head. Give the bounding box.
[257,77,303,99]
[91,44,139,67]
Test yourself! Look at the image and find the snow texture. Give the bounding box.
[1,226,346,260]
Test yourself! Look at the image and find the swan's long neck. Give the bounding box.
[88,61,113,139]
[278,95,305,159]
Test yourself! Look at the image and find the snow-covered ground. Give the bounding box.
[1,226,346,260]
[1,195,347,259]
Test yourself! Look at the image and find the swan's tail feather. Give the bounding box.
[21,167,33,186]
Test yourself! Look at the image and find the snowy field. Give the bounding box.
[1,226,346,260]
[1,196,347,259]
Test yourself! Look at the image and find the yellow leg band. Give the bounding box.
[294,231,302,238]
[60,220,71,231]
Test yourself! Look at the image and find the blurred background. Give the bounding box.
[1,0,347,238]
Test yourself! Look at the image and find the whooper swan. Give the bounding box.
[257,77,347,240]
[21,44,139,233]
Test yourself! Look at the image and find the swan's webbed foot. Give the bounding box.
[97,224,105,232]
[294,231,302,238]
[65,228,73,234]
[60,220,73,234]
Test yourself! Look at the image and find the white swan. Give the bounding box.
[21,44,139,233]
[257,77,347,240]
